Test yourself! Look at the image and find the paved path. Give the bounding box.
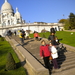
[10,35,75,75]
[64,30,75,32]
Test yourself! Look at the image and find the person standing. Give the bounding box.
[34,31,40,41]
[48,32,56,45]
[49,42,59,69]
[21,29,26,40]
[14,30,16,36]
[25,31,29,39]
[18,30,24,45]
[40,40,51,69]
[50,26,55,34]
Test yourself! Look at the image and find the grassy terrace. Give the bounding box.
[30,31,75,47]
[0,38,26,75]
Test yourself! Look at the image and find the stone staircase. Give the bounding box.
[10,35,75,74]
[52,50,75,73]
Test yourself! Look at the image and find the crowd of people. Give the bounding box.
[40,26,63,70]
[18,29,30,45]
[6,26,63,70]
[7,29,29,46]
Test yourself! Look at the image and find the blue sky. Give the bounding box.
[0,0,75,23]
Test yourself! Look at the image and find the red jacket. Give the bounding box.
[40,45,51,57]
[34,33,40,37]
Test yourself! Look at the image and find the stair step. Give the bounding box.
[58,54,75,59]
[61,60,75,67]
[65,53,75,56]
[64,51,74,54]
[57,55,75,62]
[58,57,75,64]
[52,63,75,73]
[61,64,75,71]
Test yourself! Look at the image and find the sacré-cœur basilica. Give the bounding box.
[0,0,64,36]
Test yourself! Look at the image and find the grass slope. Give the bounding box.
[0,40,26,75]
[29,31,75,47]
[56,31,75,47]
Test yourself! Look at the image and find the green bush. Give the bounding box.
[6,52,16,71]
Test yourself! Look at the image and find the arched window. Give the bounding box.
[8,20,10,25]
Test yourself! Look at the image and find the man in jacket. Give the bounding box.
[18,30,24,45]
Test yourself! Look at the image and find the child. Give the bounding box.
[49,42,59,69]
[40,40,51,69]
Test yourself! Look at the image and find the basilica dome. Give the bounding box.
[1,0,14,13]
[15,8,21,18]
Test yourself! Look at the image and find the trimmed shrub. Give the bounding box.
[6,52,16,71]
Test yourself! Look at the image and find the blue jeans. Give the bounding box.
[20,38,24,45]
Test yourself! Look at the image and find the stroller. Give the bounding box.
[54,37,64,52]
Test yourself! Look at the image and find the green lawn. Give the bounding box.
[0,39,26,75]
[29,31,75,47]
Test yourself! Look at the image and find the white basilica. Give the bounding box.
[0,0,24,26]
[0,0,64,36]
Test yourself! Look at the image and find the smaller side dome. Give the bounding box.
[15,7,21,19]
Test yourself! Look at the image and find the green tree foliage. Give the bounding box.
[6,52,16,71]
[64,19,70,30]
[69,13,75,29]
[58,19,67,23]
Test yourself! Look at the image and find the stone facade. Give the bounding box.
[0,0,64,36]
[0,0,24,27]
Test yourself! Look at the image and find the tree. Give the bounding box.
[58,19,67,23]
[64,19,70,30]
[69,13,75,29]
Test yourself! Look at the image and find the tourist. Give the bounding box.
[40,40,51,69]
[34,31,40,41]
[21,29,26,40]
[18,30,24,45]
[25,31,29,39]
[50,26,55,34]
[7,30,12,37]
[14,30,16,36]
[48,32,56,45]
[49,42,59,69]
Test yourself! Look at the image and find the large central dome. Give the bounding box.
[1,0,14,13]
